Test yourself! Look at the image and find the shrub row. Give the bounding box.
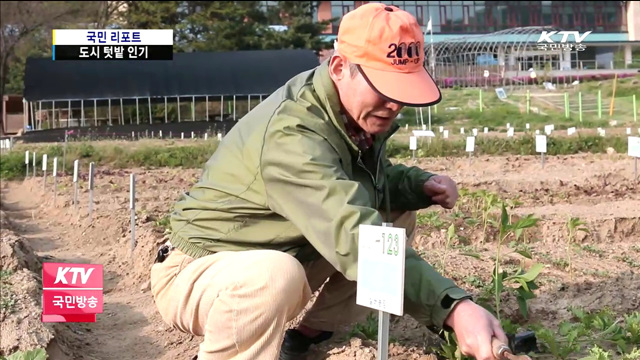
[0,134,630,181]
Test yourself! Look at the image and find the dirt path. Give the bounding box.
[1,181,198,360]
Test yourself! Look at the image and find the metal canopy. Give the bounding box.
[425,26,576,88]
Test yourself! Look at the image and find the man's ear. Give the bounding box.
[328,55,346,81]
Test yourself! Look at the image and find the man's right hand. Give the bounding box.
[444,299,509,360]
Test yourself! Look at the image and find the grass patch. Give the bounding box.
[1,140,219,181]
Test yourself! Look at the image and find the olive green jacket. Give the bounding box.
[168,59,471,329]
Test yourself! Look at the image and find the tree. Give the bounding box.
[116,1,333,54]
[0,1,96,96]
[262,1,334,55]
[175,1,269,52]
[117,1,181,31]
[94,1,129,29]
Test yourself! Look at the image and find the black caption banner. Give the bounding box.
[54,45,173,61]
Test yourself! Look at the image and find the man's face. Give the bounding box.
[329,55,404,135]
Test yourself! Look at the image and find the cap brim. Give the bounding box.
[356,64,442,107]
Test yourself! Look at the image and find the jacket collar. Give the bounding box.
[312,59,400,154]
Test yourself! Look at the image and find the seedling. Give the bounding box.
[480,191,502,244]
[347,312,378,341]
[566,217,590,280]
[491,204,542,321]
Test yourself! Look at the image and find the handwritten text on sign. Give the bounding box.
[42,263,104,323]
[356,224,406,316]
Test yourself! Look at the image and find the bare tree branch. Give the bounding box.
[0,1,94,96]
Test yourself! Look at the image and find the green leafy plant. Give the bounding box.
[566,217,590,280]
[480,191,501,244]
[417,211,447,229]
[346,312,378,341]
[533,307,640,359]
[433,332,473,360]
[0,348,48,360]
[490,204,542,321]
[440,223,457,271]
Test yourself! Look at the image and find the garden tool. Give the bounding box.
[492,337,533,360]
[507,331,539,355]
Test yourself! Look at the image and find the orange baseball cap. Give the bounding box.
[336,3,441,107]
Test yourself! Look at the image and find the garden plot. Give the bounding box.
[1,153,639,360]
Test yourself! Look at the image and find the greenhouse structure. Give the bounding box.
[21,49,321,137]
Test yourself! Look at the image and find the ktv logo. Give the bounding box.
[42,263,104,323]
[536,31,592,52]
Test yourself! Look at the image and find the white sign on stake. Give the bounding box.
[472,128,478,136]
[536,134,547,168]
[88,162,95,220]
[568,127,576,136]
[217,133,222,141]
[356,224,405,316]
[412,130,435,137]
[73,160,79,183]
[53,157,58,203]
[443,130,449,139]
[536,135,547,153]
[460,127,465,134]
[629,136,640,158]
[42,154,48,189]
[466,136,475,165]
[130,173,137,255]
[536,130,540,135]
[73,159,79,208]
[526,123,530,130]
[409,136,417,151]
[507,128,515,137]
[628,128,632,135]
[545,124,554,135]
[356,222,406,360]
[484,127,488,134]
[629,137,640,181]
[439,126,444,133]
[25,150,30,178]
[466,136,475,152]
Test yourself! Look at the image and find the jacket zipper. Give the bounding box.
[355,129,397,208]
[357,151,378,206]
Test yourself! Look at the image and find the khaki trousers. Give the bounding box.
[150,210,416,360]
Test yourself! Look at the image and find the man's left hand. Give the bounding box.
[423,175,458,209]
